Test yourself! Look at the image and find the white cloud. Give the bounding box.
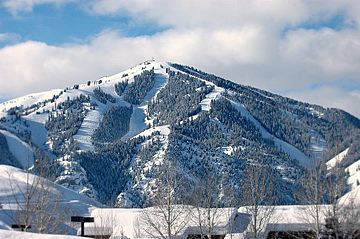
[85,0,309,30]
[1,27,359,118]
[286,87,360,118]
[2,0,74,14]
[281,28,360,77]
[0,0,360,118]
[0,33,20,42]
[85,0,360,30]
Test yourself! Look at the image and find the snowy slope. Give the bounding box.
[227,99,310,167]
[0,165,101,208]
[71,60,169,150]
[325,147,360,191]
[0,60,168,152]
[326,148,350,169]
[339,185,360,206]
[168,63,310,167]
[346,160,360,190]
[122,66,169,139]
[326,148,360,203]
[132,125,170,139]
[0,130,34,168]
[0,165,101,234]
[73,109,103,151]
[199,85,224,112]
[0,89,63,119]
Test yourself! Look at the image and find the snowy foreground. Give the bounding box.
[0,229,79,239]
[1,202,358,239]
[0,149,358,238]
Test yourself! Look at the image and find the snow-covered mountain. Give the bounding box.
[0,60,359,207]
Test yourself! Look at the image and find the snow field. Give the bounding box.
[73,109,103,151]
[0,229,80,239]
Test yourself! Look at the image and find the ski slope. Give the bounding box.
[73,109,102,151]
[122,68,169,139]
[228,99,310,167]
[199,86,224,111]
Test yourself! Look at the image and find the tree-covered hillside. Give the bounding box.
[0,60,358,207]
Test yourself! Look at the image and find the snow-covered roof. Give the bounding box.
[77,208,142,237]
[78,203,360,239]
[78,206,238,238]
[238,205,333,237]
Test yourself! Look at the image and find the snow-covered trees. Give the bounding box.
[93,87,116,104]
[171,63,360,163]
[115,80,128,96]
[78,136,145,204]
[0,132,20,167]
[92,106,133,144]
[45,94,89,156]
[148,71,212,125]
[123,70,155,105]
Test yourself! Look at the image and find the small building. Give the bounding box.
[77,206,238,239]
[76,202,360,239]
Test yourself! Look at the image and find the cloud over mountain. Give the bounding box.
[0,0,359,117]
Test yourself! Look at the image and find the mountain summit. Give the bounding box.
[0,60,359,206]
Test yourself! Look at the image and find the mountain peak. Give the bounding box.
[0,61,359,206]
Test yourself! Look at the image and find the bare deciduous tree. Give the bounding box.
[241,163,277,239]
[189,162,235,239]
[337,191,360,238]
[139,160,190,239]
[133,215,142,238]
[6,159,68,234]
[296,159,328,239]
[190,170,222,239]
[93,211,116,238]
[322,162,348,238]
[223,186,239,239]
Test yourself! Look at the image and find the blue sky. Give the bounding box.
[0,3,167,46]
[0,0,359,117]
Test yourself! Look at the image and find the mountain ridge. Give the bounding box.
[0,60,359,207]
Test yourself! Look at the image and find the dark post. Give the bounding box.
[11,224,31,232]
[81,221,84,236]
[71,216,94,237]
